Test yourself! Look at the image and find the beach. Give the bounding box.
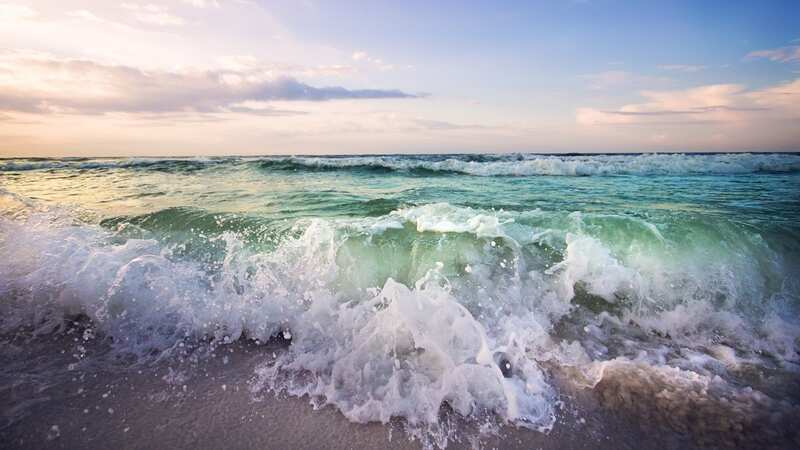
[4,330,778,450]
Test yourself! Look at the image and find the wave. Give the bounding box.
[263,153,800,177]
[3,153,800,176]
[0,157,232,173]
[1,193,799,442]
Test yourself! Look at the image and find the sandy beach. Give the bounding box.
[2,327,796,450]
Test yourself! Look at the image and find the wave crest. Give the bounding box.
[1,193,798,442]
[3,153,799,176]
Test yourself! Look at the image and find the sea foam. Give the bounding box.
[1,190,798,443]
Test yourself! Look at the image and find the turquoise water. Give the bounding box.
[1,153,799,438]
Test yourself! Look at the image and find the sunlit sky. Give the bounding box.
[1,0,799,156]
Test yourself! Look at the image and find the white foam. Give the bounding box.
[1,194,798,439]
[3,153,800,176]
[394,203,512,238]
[281,153,800,176]
[545,232,638,302]
[253,273,554,429]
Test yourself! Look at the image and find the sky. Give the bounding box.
[0,0,799,156]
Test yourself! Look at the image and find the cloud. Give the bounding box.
[0,51,419,116]
[577,80,800,125]
[215,55,356,77]
[121,3,185,27]
[0,2,37,21]
[127,112,231,125]
[658,64,708,72]
[181,0,220,7]
[66,9,109,23]
[225,100,308,116]
[410,119,491,131]
[746,46,800,63]
[350,50,406,71]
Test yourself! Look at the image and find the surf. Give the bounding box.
[1,154,799,447]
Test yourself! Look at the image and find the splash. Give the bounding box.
[1,186,799,445]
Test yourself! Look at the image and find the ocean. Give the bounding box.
[1,153,799,448]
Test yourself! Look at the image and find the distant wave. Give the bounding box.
[260,153,800,176]
[0,157,229,173]
[3,153,800,176]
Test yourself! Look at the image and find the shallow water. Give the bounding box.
[1,153,799,447]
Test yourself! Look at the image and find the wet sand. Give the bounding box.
[0,331,794,450]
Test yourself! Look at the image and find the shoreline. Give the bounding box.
[3,330,791,450]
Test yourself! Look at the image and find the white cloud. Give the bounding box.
[1,0,345,75]
[121,3,185,27]
[576,80,800,126]
[181,0,220,7]
[658,64,708,73]
[0,2,37,21]
[350,50,403,71]
[215,55,355,78]
[66,10,107,23]
[746,46,800,63]
[0,51,418,115]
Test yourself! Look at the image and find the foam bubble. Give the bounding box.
[252,273,554,429]
[1,192,799,443]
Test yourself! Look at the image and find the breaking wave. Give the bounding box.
[2,153,800,177]
[1,188,799,445]
[260,153,800,176]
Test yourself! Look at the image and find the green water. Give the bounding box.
[1,153,799,434]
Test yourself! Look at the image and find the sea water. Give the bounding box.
[1,153,799,445]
